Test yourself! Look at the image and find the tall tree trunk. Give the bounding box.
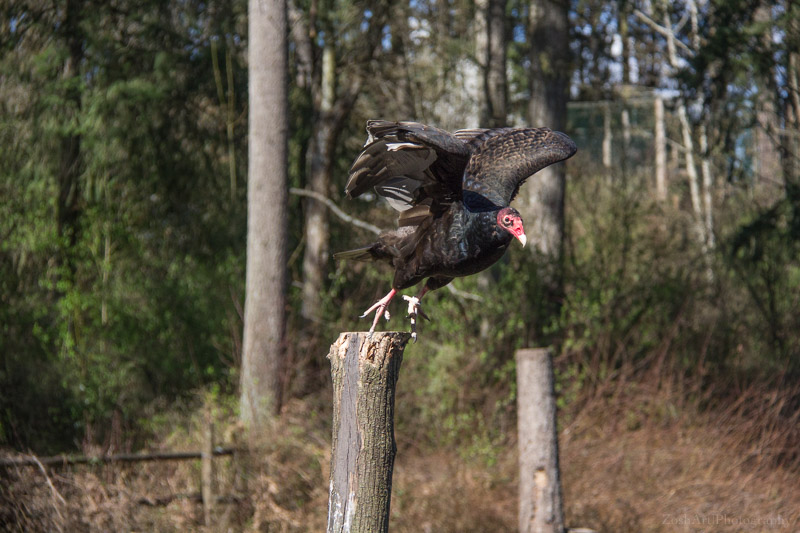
[699,124,715,250]
[654,95,667,201]
[660,1,709,253]
[602,102,612,169]
[520,0,570,345]
[677,103,707,247]
[301,45,335,322]
[785,48,800,210]
[619,0,631,84]
[486,0,508,127]
[390,6,416,118]
[753,5,782,201]
[298,0,387,322]
[241,0,289,426]
[57,0,84,271]
[55,0,84,362]
[474,0,509,337]
[523,0,569,259]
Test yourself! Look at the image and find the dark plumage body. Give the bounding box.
[335,120,577,335]
[343,208,513,290]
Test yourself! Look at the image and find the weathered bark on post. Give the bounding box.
[516,348,565,533]
[326,332,411,533]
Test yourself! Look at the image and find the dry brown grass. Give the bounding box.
[561,407,799,530]
[2,378,798,532]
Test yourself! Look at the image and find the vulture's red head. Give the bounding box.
[497,207,527,247]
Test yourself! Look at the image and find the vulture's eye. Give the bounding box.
[503,216,511,225]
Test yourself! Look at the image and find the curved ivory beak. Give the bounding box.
[511,219,527,247]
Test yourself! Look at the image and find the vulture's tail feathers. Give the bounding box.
[333,246,376,262]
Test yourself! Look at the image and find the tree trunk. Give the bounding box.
[654,96,667,201]
[676,102,708,249]
[699,124,715,250]
[241,0,289,426]
[56,0,83,260]
[299,0,386,321]
[301,45,336,322]
[486,0,508,127]
[523,0,569,259]
[619,0,631,84]
[621,108,631,149]
[288,0,313,89]
[660,2,709,252]
[327,332,411,533]
[753,5,782,200]
[602,102,612,169]
[785,50,800,207]
[516,348,564,533]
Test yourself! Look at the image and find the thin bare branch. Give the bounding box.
[290,187,382,235]
[633,9,693,55]
[445,283,484,302]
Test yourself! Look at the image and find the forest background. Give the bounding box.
[1,0,799,530]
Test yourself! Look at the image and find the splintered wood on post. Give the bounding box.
[326,332,411,533]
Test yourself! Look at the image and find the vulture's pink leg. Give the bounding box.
[360,288,397,334]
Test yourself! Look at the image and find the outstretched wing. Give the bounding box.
[462,128,577,208]
[345,120,474,224]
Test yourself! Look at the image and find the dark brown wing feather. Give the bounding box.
[344,121,473,219]
[462,128,577,207]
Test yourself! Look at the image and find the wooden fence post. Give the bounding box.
[516,348,565,533]
[201,408,215,528]
[326,331,411,533]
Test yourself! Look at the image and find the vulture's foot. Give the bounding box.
[403,295,429,342]
[360,288,397,335]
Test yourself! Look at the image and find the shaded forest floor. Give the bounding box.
[2,378,798,532]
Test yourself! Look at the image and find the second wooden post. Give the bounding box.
[516,348,565,533]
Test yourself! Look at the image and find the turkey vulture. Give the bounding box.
[335,120,577,338]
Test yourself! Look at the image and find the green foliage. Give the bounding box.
[1,0,248,453]
[724,199,800,372]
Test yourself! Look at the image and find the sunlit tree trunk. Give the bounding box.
[478,0,508,127]
[754,5,782,202]
[297,0,387,322]
[389,7,416,118]
[676,104,706,245]
[474,0,508,338]
[699,124,715,250]
[602,103,612,169]
[523,0,569,259]
[660,1,709,254]
[301,45,335,322]
[241,0,288,426]
[654,96,667,201]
